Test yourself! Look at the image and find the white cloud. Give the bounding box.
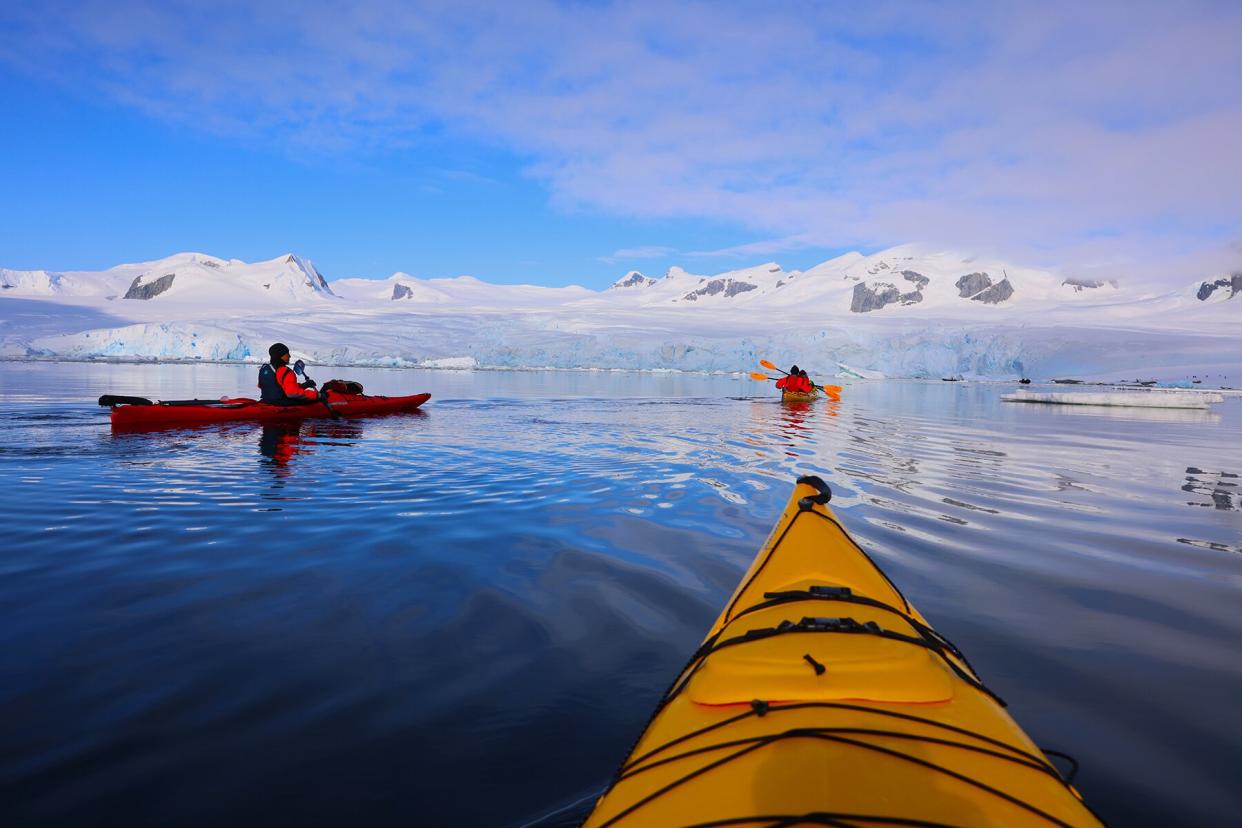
[2,0,1240,283]
[599,245,676,265]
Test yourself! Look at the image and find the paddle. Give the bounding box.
[759,358,790,375]
[759,359,843,396]
[292,359,341,419]
[98,395,248,408]
[98,394,154,407]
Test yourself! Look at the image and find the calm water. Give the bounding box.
[1,362,1239,826]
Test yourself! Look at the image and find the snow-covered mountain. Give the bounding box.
[1,252,335,306]
[598,247,1130,315]
[331,272,591,309]
[2,245,1237,380]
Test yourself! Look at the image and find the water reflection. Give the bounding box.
[768,397,840,458]
[1,367,1240,826]
[257,419,367,491]
[1016,402,1222,425]
[258,423,310,479]
[1177,536,1242,554]
[1182,467,1240,512]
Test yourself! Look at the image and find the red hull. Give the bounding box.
[111,392,431,430]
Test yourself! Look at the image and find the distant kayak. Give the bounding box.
[103,392,430,430]
[583,476,1102,827]
[780,389,820,403]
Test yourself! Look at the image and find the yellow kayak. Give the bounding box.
[781,389,820,403]
[583,476,1102,827]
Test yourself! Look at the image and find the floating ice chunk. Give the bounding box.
[1002,391,1223,409]
[836,362,885,380]
[420,356,479,369]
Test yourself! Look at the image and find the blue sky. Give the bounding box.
[1,1,1239,288]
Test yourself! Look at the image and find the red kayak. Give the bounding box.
[104,391,431,430]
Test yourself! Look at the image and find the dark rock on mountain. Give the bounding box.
[972,278,1014,304]
[124,273,176,300]
[954,271,1013,304]
[956,272,993,298]
[1062,277,1118,291]
[850,280,924,312]
[682,278,757,301]
[392,284,414,300]
[612,271,656,289]
[1063,277,1102,291]
[286,254,331,291]
[1196,273,1242,301]
[901,270,929,289]
[851,282,900,312]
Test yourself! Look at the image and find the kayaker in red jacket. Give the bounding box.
[258,343,319,403]
[775,364,813,394]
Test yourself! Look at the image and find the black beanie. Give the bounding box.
[268,342,290,365]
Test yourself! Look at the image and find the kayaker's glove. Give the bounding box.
[300,379,317,389]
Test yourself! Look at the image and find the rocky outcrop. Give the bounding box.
[955,272,992,298]
[1196,273,1242,301]
[850,280,924,312]
[682,278,757,301]
[851,282,899,312]
[901,270,929,289]
[270,253,335,296]
[286,254,331,292]
[1063,277,1101,291]
[612,271,656,289]
[392,284,414,300]
[1062,277,1119,292]
[724,280,757,297]
[955,271,1014,304]
[972,278,1014,304]
[124,273,176,300]
[849,270,928,312]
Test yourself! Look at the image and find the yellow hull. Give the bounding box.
[584,476,1101,827]
[780,389,820,403]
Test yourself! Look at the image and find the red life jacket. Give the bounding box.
[258,363,318,401]
[778,375,812,393]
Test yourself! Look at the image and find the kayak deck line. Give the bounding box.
[583,475,1103,827]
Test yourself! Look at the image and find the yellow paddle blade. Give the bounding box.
[819,384,843,395]
[759,359,780,371]
[749,372,774,381]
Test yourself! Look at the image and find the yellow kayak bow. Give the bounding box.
[584,476,1102,827]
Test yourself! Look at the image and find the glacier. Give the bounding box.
[2,246,1238,382]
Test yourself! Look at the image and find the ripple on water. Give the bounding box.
[0,368,1240,826]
